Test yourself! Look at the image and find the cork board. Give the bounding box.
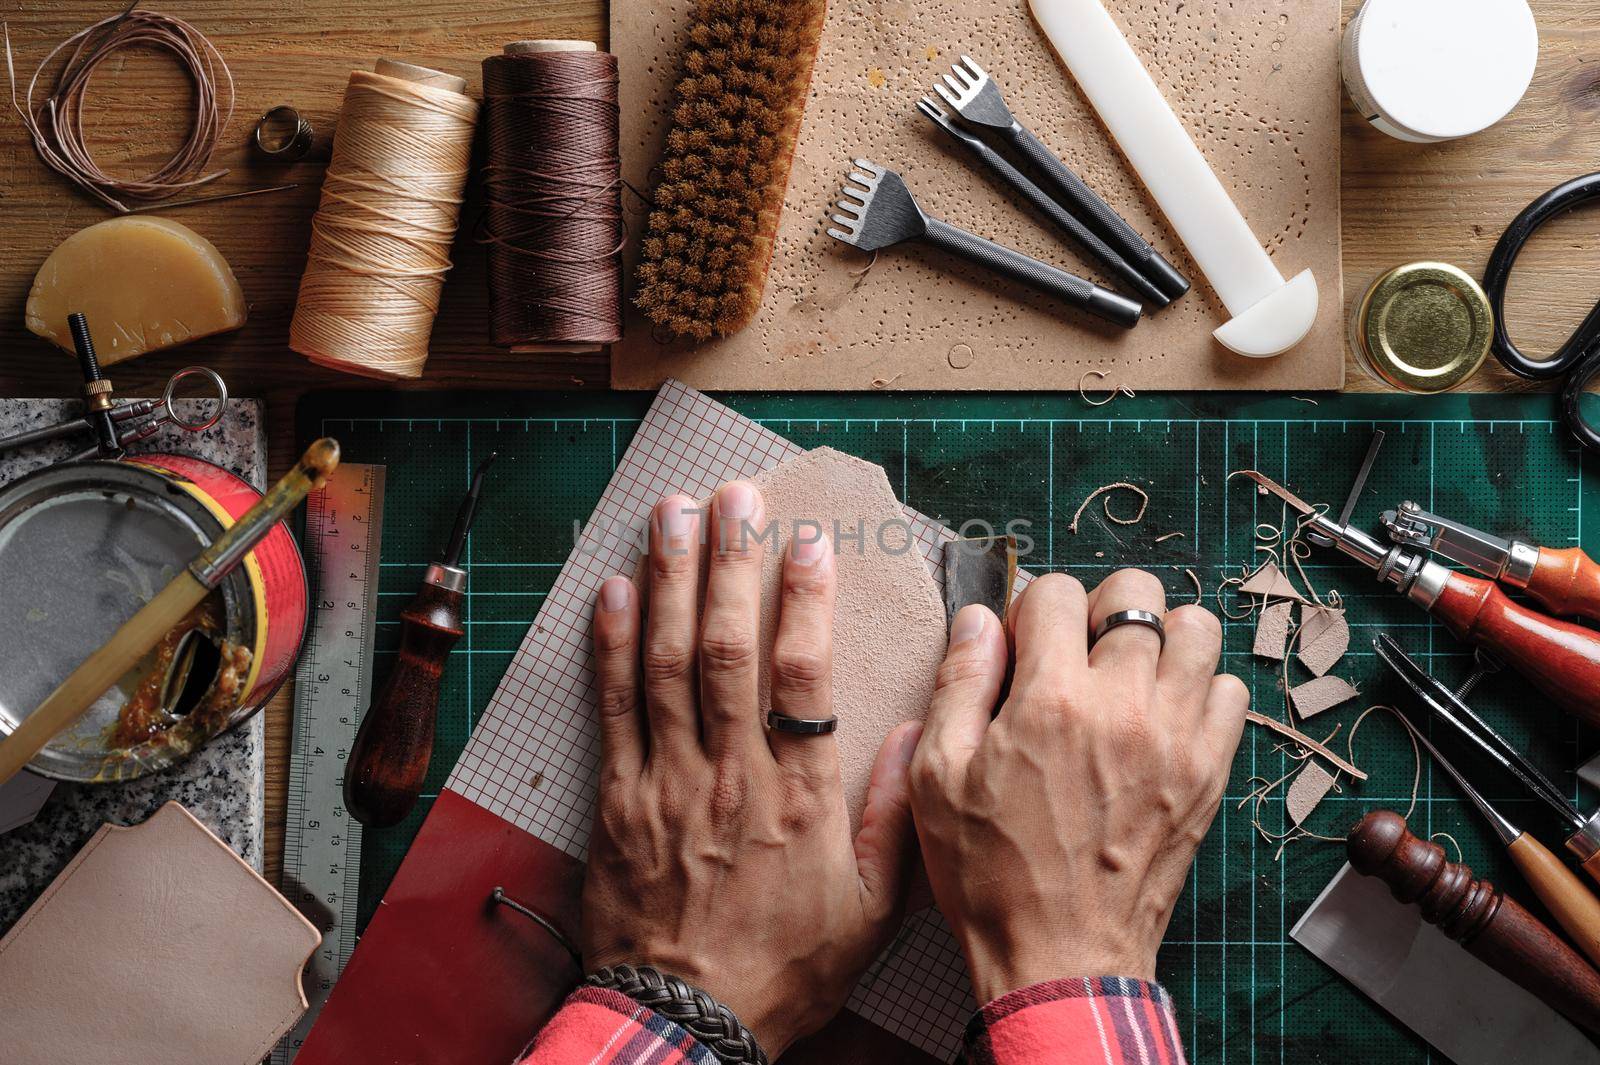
[611,0,1344,391]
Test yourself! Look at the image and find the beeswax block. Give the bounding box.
[26,217,246,365]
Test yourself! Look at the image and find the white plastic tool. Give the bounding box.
[1028,0,1319,358]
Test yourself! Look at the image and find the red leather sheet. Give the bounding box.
[299,788,939,1064]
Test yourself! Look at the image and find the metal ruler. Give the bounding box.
[273,463,385,1064]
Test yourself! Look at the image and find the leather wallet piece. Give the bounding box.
[0,801,319,1065]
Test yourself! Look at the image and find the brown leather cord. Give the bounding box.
[480,49,623,349]
[4,5,233,213]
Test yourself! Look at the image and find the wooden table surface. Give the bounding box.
[1,0,1597,885]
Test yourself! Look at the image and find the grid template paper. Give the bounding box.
[447,380,989,1058]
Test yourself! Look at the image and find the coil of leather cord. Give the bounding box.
[583,964,769,1065]
[480,41,623,353]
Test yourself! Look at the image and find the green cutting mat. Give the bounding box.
[299,388,1598,1063]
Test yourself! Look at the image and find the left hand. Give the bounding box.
[582,482,922,1057]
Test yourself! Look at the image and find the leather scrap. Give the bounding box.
[1239,562,1309,604]
[1290,675,1360,719]
[1296,604,1349,677]
[1253,600,1294,660]
[1286,760,1338,826]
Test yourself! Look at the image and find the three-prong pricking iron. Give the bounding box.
[828,159,1142,329]
[934,55,1189,303]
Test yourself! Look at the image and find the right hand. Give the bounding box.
[908,571,1247,1002]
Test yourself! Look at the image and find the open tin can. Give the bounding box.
[0,455,307,782]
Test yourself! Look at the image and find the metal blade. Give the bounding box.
[1373,634,1582,829]
[1337,430,1386,530]
[943,535,1016,626]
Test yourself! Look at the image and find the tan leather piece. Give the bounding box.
[0,801,320,1065]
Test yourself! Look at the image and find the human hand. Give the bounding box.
[909,571,1247,1002]
[583,483,922,1057]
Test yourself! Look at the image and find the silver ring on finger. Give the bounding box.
[766,711,839,735]
[1094,608,1166,649]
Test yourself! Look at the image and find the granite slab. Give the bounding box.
[0,397,268,932]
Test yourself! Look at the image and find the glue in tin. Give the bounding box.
[0,456,307,782]
[1342,0,1538,142]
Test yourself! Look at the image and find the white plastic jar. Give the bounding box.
[1342,0,1539,142]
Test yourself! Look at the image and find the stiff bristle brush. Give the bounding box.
[633,0,827,340]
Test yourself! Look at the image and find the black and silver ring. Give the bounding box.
[766,710,839,735]
[253,105,314,162]
[1094,608,1165,648]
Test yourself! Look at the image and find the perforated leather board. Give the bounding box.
[611,0,1344,391]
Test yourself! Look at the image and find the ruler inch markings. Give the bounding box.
[272,463,386,1064]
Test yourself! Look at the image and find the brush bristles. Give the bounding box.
[635,0,826,341]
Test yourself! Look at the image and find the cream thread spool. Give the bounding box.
[290,59,479,380]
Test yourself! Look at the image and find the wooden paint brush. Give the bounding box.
[0,439,340,787]
[633,0,827,339]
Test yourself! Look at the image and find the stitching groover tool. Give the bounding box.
[0,312,228,461]
[827,159,1143,328]
[1239,430,1600,722]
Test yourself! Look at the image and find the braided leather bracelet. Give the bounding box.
[584,964,769,1065]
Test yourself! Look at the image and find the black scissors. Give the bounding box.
[1482,171,1600,454]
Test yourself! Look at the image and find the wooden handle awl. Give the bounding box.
[1428,572,1600,724]
[1506,832,1600,971]
[1526,546,1600,624]
[344,579,464,828]
[1348,810,1600,1036]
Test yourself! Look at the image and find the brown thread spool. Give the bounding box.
[481,41,623,353]
[289,59,479,380]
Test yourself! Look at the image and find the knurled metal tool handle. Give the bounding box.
[1001,123,1189,301]
[922,217,1141,328]
[938,123,1167,307]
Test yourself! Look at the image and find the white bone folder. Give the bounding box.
[1029,0,1319,358]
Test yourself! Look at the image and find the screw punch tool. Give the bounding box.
[827,159,1143,329]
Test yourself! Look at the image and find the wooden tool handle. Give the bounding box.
[1429,572,1600,724]
[1526,547,1600,624]
[1506,833,1600,971]
[1348,811,1600,1035]
[344,582,464,828]
[1580,849,1600,890]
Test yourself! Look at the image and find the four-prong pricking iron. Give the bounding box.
[828,160,1142,328]
[915,96,1167,308]
[934,55,1189,303]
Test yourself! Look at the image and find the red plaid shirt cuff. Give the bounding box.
[965,976,1187,1065]
[517,977,1185,1065]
